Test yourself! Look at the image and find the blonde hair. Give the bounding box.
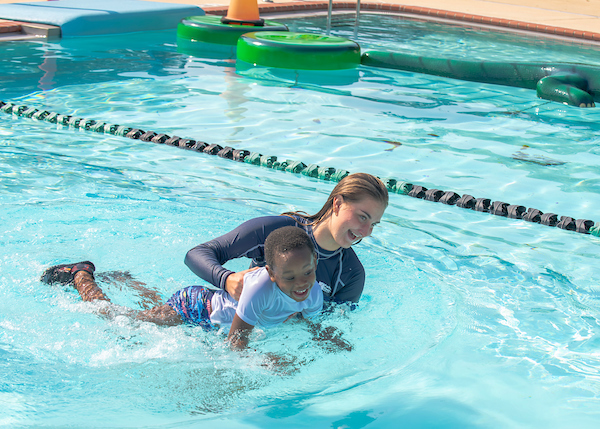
[283,173,389,225]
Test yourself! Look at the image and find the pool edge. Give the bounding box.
[1,1,599,44]
[200,1,600,45]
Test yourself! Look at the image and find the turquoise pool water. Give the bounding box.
[1,13,600,428]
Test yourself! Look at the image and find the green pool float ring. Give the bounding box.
[177,15,288,46]
[237,32,361,70]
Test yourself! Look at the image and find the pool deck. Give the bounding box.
[0,0,598,42]
[157,0,600,42]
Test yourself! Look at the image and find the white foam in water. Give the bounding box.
[1,14,600,428]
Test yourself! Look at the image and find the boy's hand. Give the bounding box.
[227,313,254,350]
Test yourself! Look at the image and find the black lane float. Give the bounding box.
[2,100,598,238]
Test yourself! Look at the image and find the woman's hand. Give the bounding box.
[305,320,353,352]
[225,266,260,301]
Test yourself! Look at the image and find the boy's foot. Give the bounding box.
[41,261,96,285]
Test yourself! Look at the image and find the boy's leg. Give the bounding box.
[73,270,110,302]
[96,271,163,309]
[41,261,109,302]
[41,261,184,325]
[135,304,183,326]
[73,270,182,325]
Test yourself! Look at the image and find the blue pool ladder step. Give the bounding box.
[0,0,203,37]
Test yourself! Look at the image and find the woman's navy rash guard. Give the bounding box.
[184,215,365,303]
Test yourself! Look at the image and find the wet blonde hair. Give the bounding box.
[283,173,389,225]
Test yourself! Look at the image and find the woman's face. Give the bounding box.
[329,196,386,249]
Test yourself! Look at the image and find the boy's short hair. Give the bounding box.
[264,226,315,268]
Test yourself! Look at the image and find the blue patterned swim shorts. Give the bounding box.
[166,286,215,329]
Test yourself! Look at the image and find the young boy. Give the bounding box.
[166,225,323,349]
[41,226,347,351]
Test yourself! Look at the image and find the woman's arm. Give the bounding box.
[184,216,295,298]
[303,319,353,352]
[223,267,259,301]
[301,286,351,351]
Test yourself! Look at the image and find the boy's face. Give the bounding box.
[266,246,317,302]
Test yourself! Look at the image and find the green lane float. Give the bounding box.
[177,15,288,46]
[237,32,361,70]
[361,51,600,107]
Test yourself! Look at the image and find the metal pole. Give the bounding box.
[354,0,361,38]
[326,0,333,35]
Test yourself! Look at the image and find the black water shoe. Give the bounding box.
[41,261,96,285]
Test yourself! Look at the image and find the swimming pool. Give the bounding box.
[1,13,599,428]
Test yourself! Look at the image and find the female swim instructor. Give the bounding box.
[185,173,388,304]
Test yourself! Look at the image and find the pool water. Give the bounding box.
[1,13,600,428]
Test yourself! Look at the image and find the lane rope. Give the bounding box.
[1,100,598,237]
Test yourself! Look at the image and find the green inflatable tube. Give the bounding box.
[237,32,361,70]
[362,50,599,107]
[177,15,288,46]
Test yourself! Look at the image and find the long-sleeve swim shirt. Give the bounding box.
[184,215,365,303]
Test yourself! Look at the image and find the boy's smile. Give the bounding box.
[266,246,317,302]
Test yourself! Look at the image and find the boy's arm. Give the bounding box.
[184,216,294,295]
[227,313,255,350]
[228,314,296,372]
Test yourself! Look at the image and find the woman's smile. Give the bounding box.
[333,196,386,249]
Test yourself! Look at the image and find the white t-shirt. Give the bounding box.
[208,267,323,327]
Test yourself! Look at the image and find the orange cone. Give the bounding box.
[221,0,265,26]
